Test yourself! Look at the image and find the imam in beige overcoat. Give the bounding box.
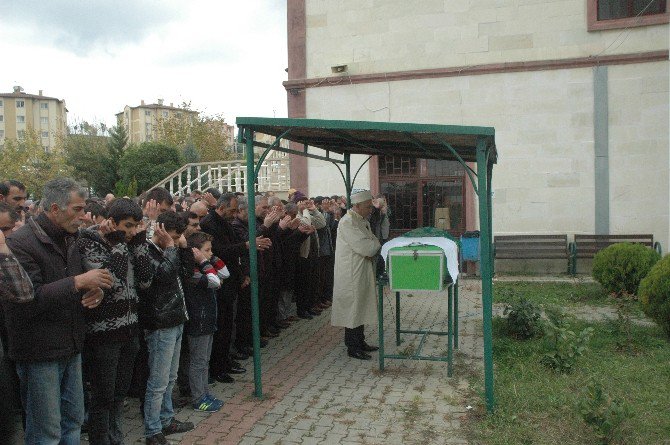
[330,209,381,329]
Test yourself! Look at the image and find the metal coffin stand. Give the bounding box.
[377,247,459,377]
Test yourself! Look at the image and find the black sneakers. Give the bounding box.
[162,419,194,436]
[146,432,167,445]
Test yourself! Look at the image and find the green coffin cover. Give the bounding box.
[388,245,446,291]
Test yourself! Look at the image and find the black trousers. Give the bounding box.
[260,279,278,330]
[85,337,139,445]
[210,280,238,376]
[235,286,252,350]
[296,257,313,314]
[317,255,335,302]
[176,333,190,395]
[344,325,365,351]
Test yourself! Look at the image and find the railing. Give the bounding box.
[150,158,290,196]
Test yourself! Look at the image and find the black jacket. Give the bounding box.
[4,214,85,362]
[137,241,193,331]
[200,209,247,287]
[184,259,224,336]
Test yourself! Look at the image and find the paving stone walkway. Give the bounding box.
[85,278,487,445]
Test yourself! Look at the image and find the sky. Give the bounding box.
[0,0,289,129]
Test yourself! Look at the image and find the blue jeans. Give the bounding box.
[187,334,214,403]
[144,325,183,437]
[15,354,85,445]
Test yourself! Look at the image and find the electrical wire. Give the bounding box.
[592,0,662,58]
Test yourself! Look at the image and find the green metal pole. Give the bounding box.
[395,291,401,346]
[344,153,352,209]
[447,284,453,377]
[245,128,263,398]
[454,280,459,349]
[477,138,495,412]
[378,278,385,371]
[487,162,494,279]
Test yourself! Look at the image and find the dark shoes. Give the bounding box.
[232,351,249,360]
[361,343,379,352]
[262,329,279,338]
[225,365,247,375]
[297,311,313,320]
[162,418,194,436]
[347,349,372,360]
[213,372,234,383]
[146,433,167,445]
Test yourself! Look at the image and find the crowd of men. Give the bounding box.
[0,178,390,445]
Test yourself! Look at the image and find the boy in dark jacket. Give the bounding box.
[185,232,229,412]
[139,211,195,445]
[76,197,150,445]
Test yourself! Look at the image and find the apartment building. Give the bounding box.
[0,85,68,151]
[115,99,199,144]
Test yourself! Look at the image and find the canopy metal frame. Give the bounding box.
[236,117,497,412]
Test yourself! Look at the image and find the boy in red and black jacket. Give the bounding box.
[184,231,229,412]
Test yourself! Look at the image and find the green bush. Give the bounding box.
[592,243,660,295]
[578,381,629,444]
[541,315,594,373]
[503,297,542,339]
[639,255,670,337]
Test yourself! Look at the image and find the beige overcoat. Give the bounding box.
[330,209,381,329]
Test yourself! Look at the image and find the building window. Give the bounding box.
[17,130,25,139]
[162,110,169,118]
[41,131,49,138]
[0,130,4,138]
[40,102,49,109]
[40,117,48,125]
[145,110,151,116]
[0,99,3,107]
[0,115,3,122]
[16,100,24,108]
[587,0,668,30]
[16,115,25,123]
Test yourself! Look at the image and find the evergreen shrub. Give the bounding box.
[639,255,670,337]
[592,243,660,295]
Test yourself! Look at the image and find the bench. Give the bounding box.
[494,235,570,273]
[569,234,663,274]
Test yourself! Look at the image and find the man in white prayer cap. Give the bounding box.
[330,190,381,360]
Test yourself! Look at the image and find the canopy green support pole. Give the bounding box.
[344,153,352,208]
[476,138,495,413]
[487,162,494,279]
[244,127,263,398]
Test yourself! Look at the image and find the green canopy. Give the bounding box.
[236,117,497,412]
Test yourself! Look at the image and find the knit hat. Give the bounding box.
[350,190,373,204]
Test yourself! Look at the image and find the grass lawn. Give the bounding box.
[494,281,611,307]
[465,284,670,445]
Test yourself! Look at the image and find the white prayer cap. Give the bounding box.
[350,189,373,205]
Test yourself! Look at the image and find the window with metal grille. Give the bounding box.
[588,0,668,30]
[599,0,666,19]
